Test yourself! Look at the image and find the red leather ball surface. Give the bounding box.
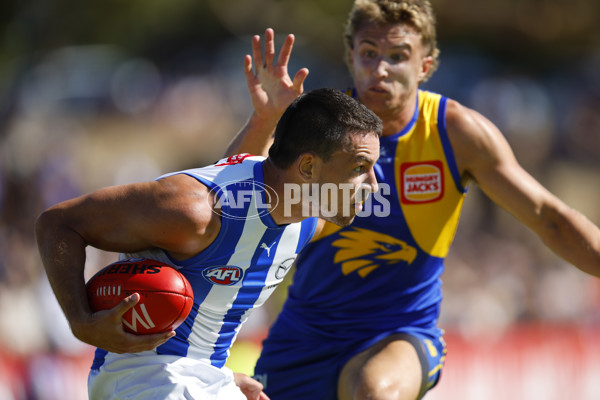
[86,258,194,334]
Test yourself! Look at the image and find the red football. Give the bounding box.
[86,258,194,334]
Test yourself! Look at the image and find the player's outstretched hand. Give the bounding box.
[72,293,176,353]
[244,27,309,126]
[234,372,270,400]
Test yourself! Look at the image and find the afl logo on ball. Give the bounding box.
[401,161,444,204]
[202,266,244,285]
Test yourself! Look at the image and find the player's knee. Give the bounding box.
[353,374,420,400]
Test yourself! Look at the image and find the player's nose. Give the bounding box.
[374,58,389,79]
[366,167,379,194]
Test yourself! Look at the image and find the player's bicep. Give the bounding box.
[448,102,556,230]
[62,182,166,253]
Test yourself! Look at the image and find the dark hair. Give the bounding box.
[268,88,382,169]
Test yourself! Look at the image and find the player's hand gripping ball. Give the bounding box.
[86,258,194,334]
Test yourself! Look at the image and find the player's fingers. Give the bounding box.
[114,293,140,318]
[141,330,176,346]
[259,392,271,400]
[116,330,175,354]
[243,55,255,84]
[276,34,295,67]
[291,68,309,93]
[252,34,263,71]
[263,28,275,68]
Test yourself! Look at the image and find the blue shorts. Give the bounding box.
[253,316,446,399]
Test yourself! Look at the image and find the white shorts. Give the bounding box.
[88,352,246,400]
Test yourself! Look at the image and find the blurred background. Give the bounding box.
[1,0,599,399]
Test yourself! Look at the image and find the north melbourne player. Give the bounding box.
[35,88,382,400]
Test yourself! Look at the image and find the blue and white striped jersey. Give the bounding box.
[91,154,318,370]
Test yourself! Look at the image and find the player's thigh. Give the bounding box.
[337,334,423,400]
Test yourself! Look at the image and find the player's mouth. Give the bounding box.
[368,83,390,94]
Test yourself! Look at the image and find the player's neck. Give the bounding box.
[379,92,419,137]
[262,159,304,226]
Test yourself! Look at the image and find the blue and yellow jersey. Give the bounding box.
[282,90,467,340]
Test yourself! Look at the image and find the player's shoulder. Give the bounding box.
[443,98,498,142]
[153,175,222,256]
[444,98,475,127]
[443,96,515,179]
[154,175,213,228]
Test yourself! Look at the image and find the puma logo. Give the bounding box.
[261,242,275,257]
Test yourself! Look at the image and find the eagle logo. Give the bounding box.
[331,227,417,277]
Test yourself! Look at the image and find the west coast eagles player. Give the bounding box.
[228,1,600,399]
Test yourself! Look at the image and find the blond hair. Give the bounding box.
[343,0,440,82]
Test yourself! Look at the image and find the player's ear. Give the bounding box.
[418,56,433,82]
[297,153,317,181]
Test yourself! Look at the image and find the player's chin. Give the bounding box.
[323,213,356,227]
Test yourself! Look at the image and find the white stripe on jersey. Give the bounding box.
[253,225,302,307]
[186,204,270,361]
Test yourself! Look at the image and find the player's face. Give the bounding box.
[350,23,430,117]
[315,132,380,227]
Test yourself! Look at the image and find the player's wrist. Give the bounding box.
[249,110,279,133]
[68,312,97,342]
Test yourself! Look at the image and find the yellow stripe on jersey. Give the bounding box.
[394,91,466,258]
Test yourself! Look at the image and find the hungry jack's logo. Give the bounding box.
[401,161,444,204]
[331,227,417,277]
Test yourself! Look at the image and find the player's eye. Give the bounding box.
[390,52,408,62]
[360,49,378,59]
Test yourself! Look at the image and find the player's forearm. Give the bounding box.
[539,204,600,275]
[35,209,92,332]
[224,112,277,157]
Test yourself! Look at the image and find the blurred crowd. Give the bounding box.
[1,1,600,398]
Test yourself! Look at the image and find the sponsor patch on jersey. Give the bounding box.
[215,153,253,166]
[202,266,244,285]
[400,161,444,204]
